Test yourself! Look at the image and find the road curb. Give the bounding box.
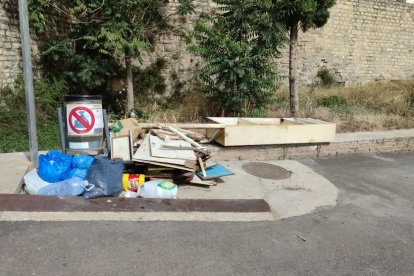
[0,195,274,221]
[0,211,274,222]
[208,128,414,161]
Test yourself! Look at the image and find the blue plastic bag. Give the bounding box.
[38,150,73,183]
[65,168,88,180]
[72,155,94,169]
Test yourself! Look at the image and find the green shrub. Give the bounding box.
[37,122,61,150]
[131,61,167,118]
[0,123,60,153]
[317,95,347,108]
[317,94,353,117]
[0,78,27,139]
[408,92,414,108]
[191,19,279,116]
[133,67,166,98]
[317,68,336,87]
[0,77,66,152]
[35,78,68,122]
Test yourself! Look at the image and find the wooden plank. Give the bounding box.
[152,129,181,140]
[209,117,336,146]
[207,129,223,143]
[174,127,206,141]
[149,135,196,161]
[162,144,209,156]
[207,117,240,125]
[133,160,194,172]
[111,135,132,161]
[133,134,195,168]
[139,123,225,129]
[245,118,282,125]
[190,175,217,186]
[166,126,205,149]
[198,156,207,177]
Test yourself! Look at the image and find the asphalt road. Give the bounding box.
[1,152,414,275]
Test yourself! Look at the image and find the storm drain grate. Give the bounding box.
[242,162,291,180]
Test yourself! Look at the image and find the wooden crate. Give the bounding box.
[207,117,336,146]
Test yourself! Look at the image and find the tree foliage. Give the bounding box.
[276,0,336,31]
[191,0,287,116]
[275,0,336,116]
[29,0,165,83]
[28,0,194,114]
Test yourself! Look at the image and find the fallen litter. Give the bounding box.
[297,235,307,242]
[138,179,178,199]
[23,113,335,200]
[190,175,217,186]
[24,169,53,195]
[196,163,234,180]
[23,120,232,199]
[133,134,195,171]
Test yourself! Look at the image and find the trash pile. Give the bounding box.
[24,118,233,199]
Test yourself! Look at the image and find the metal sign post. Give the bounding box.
[18,0,38,167]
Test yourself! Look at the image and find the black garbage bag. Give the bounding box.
[83,157,123,199]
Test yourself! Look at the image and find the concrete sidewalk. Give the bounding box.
[179,160,338,219]
[0,152,30,193]
[0,153,338,221]
[1,126,413,221]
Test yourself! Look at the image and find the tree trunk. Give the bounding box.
[125,54,134,114]
[289,22,299,117]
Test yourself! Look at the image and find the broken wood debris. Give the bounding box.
[110,117,335,188]
[114,122,222,188]
[128,127,231,186]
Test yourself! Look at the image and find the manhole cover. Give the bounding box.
[242,162,291,180]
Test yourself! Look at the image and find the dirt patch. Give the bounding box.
[242,162,291,180]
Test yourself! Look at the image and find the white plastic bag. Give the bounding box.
[24,169,53,195]
[138,180,177,199]
[119,190,138,198]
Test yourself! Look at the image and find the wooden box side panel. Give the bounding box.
[217,123,336,146]
[287,124,336,143]
[223,125,289,146]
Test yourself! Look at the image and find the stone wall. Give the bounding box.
[0,2,24,87]
[0,2,68,88]
[281,0,414,85]
[141,0,414,92]
[139,0,217,95]
[1,0,414,90]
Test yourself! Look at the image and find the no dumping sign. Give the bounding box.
[67,104,103,135]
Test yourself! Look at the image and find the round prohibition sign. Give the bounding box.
[68,106,95,134]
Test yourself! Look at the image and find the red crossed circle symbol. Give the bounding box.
[68,106,95,134]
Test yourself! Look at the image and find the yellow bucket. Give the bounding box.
[122,174,145,192]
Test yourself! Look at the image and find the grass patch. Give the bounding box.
[268,80,414,132]
[0,77,65,153]
[316,68,336,87]
[0,123,61,153]
[132,80,414,133]
[2,80,413,154]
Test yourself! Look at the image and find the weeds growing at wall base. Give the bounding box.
[1,80,413,153]
[134,80,414,133]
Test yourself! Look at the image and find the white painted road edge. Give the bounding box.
[0,211,275,222]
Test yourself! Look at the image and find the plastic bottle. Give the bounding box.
[37,178,92,196]
[138,180,177,199]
